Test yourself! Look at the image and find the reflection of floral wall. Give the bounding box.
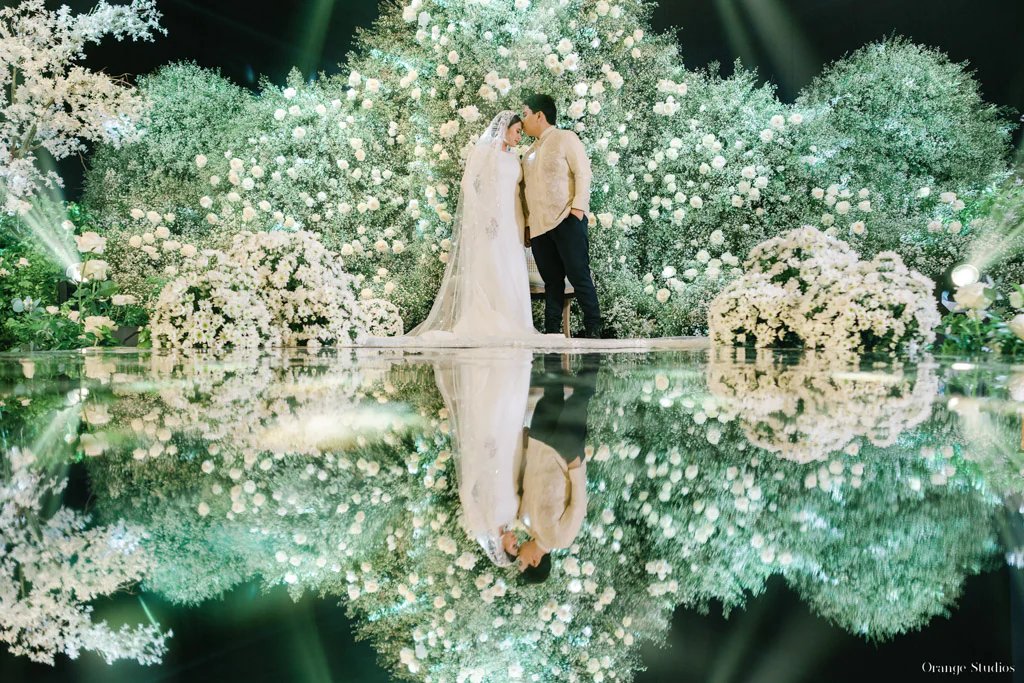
[37,351,1002,680]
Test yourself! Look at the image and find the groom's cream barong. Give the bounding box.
[517,435,588,553]
[520,126,593,241]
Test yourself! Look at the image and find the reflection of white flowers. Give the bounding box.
[0,447,168,665]
[709,354,937,462]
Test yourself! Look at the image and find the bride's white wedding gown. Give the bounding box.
[416,150,543,343]
[433,349,532,566]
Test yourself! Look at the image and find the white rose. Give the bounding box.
[83,315,117,335]
[195,154,208,168]
[74,231,106,254]
[81,260,109,281]
[1009,315,1024,342]
[953,282,992,311]
[656,288,670,303]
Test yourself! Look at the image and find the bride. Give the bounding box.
[396,110,564,345]
[431,348,532,566]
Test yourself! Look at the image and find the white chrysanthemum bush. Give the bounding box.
[150,229,401,349]
[709,227,941,353]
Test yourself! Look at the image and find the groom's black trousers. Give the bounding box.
[530,214,601,334]
[529,354,602,464]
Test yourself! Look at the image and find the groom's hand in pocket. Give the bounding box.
[570,208,585,220]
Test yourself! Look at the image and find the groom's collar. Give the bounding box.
[538,126,556,141]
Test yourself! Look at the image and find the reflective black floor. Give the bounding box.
[0,348,1021,682]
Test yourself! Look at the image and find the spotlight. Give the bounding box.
[65,263,83,282]
[950,263,980,288]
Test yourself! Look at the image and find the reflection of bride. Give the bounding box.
[432,348,532,566]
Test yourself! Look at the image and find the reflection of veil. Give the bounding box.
[433,348,532,566]
[408,111,519,337]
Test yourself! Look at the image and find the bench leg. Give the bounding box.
[562,299,572,338]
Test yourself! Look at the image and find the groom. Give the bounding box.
[501,353,602,583]
[520,94,602,339]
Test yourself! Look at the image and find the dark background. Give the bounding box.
[11,0,1024,200]
[0,569,1016,682]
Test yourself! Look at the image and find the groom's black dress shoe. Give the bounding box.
[580,327,603,339]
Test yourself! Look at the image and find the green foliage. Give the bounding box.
[72,7,1019,339]
[83,62,258,221]
[796,37,1014,205]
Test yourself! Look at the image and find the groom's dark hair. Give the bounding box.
[521,553,552,584]
[524,93,557,126]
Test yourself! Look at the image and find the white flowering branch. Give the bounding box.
[0,0,165,214]
[0,447,170,665]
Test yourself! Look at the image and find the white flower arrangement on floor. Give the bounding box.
[709,226,940,352]
[150,230,402,350]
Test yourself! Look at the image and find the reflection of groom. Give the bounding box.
[503,353,602,583]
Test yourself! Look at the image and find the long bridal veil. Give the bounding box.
[433,348,532,567]
[406,110,521,337]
